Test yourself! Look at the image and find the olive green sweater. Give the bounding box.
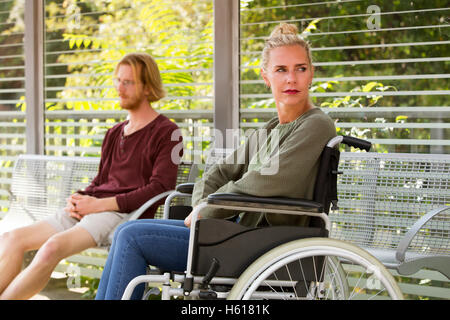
[191,107,336,227]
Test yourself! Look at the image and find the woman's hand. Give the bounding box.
[184,209,202,228]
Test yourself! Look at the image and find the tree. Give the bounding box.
[42,0,214,157]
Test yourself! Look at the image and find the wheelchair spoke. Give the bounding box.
[368,288,387,300]
[324,259,338,300]
[272,271,287,299]
[312,256,318,284]
[297,258,309,299]
[262,280,288,300]
[348,264,365,300]
[284,264,299,299]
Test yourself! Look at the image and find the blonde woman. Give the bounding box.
[96,23,336,300]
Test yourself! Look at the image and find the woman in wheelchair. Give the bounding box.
[95,23,336,300]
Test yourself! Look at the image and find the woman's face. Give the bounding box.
[261,45,314,111]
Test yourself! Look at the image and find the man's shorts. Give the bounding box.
[44,210,128,247]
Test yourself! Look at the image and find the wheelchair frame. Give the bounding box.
[121,136,404,300]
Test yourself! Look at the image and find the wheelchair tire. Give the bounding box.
[228,237,403,300]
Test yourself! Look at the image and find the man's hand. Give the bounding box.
[65,193,82,220]
[64,193,119,220]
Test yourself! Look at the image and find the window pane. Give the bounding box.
[0,0,25,210]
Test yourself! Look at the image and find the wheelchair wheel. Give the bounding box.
[228,238,403,300]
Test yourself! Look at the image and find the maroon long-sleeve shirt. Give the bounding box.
[80,114,182,219]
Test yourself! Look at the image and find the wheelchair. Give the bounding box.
[121,136,404,300]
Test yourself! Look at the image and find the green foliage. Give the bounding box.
[46,0,213,111]
[38,0,214,157]
[240,0,449,153]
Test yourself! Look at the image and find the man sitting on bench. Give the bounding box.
[0,52,182,300]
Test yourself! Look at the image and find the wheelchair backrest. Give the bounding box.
[312,136,371,218]
[312,146,341,215]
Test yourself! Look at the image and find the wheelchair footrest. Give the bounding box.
[191,219,328,278]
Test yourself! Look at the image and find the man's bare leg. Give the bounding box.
[0,221,58,295]
[0,225,96,300]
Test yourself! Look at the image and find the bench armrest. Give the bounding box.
[396,206,450,263]
[207,192,323,213]
[126,190,174,221]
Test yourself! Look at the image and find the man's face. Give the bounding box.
[114,64,146,110]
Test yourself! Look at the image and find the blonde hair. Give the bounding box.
[261,23,312,71]
[115,52,166,102]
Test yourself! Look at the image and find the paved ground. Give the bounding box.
[20,252,94,300]
[30,276,92,300]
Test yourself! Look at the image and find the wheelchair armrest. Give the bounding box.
[176,183,195,194]
[207,192,323,213]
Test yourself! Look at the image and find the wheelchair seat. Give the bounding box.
[191,218,328,279]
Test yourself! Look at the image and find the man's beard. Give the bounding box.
[119,94,146,110]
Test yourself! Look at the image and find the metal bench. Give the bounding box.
[163,148,449,299]
[330,152,450,299]
[0,154,195,280]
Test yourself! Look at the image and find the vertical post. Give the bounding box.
[213,0,240,149]
[430,119,444,154]
[24,0,44,154]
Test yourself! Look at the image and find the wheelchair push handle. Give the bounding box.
[327,136,371,151]
[342,136,372,151]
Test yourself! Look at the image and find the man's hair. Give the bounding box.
[115,52,166,102]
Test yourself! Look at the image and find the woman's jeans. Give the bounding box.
[95,219,189,300]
